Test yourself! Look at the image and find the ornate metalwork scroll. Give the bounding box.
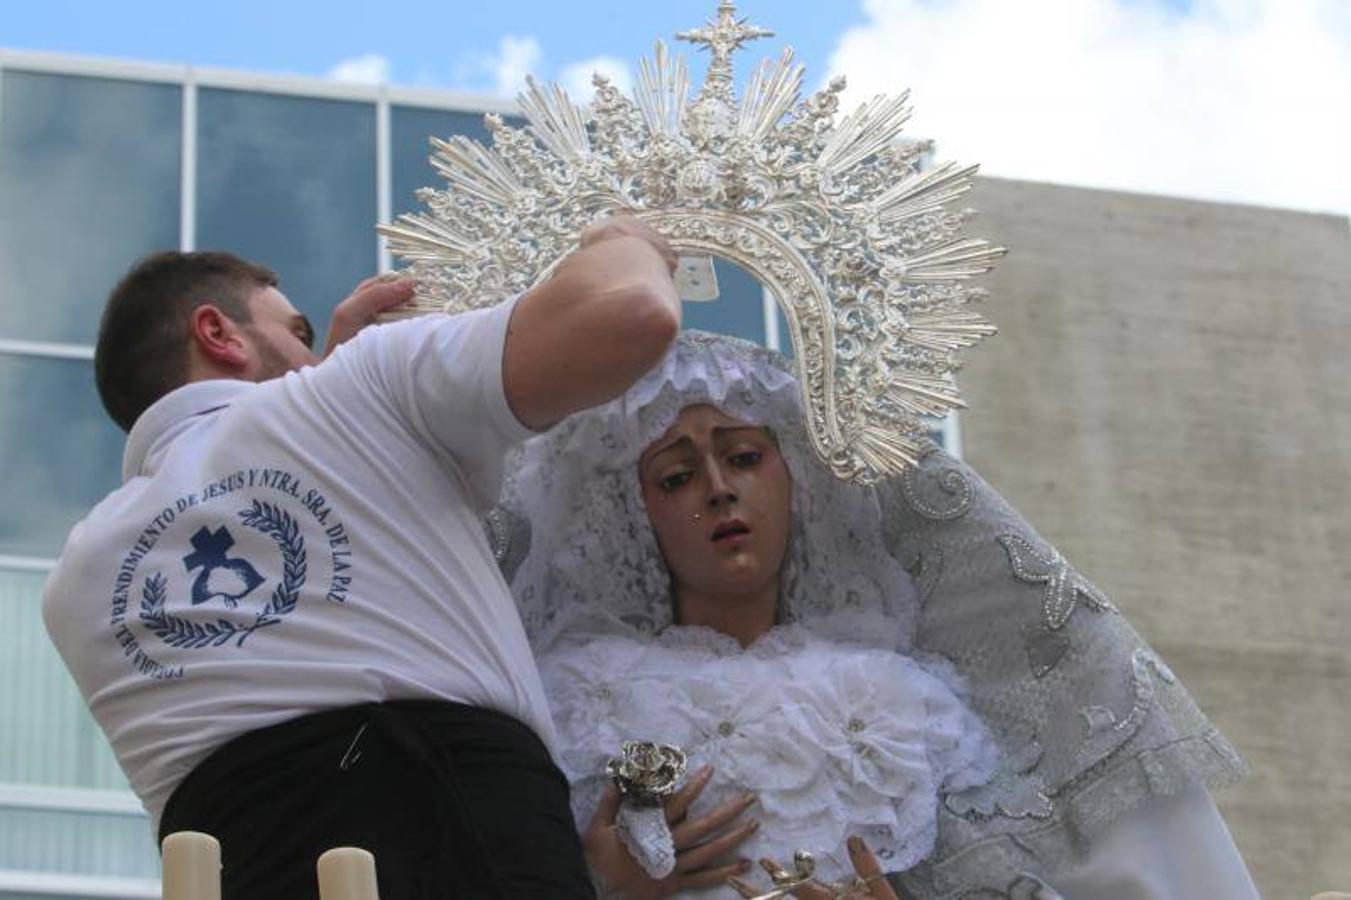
[380,1,1004,482]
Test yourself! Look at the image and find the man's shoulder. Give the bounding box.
[57,475,151,557]
[364,300,516,348]
[314,316,437,377]
[319,306,510,388]
[43,479,142,616]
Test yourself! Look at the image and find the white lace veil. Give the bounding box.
[503,330,920,654]
[500,331,998,890]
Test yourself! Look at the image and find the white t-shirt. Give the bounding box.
[43,295,554,826]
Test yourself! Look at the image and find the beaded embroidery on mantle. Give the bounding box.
[380,1,1004,483]
[879,450,1248,898]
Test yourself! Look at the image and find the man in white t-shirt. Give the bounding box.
[43,215,682,899]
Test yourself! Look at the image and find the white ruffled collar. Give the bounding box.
[651,622,809,657]
[540,627,999,891]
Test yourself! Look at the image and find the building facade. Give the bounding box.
[962,176,1351,899]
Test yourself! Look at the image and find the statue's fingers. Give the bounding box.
[672,791,755,848]
[727,875,762,898]
[664,765,713,825]
[675,817,758,872]
[846,836,901,900]
[674,858,752,891]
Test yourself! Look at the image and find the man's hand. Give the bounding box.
[502,212,680,429]
[583,768,757,899]
[579,214,679,275]
[323,274,416,357]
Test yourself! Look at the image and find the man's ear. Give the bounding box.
[188,304,249,371]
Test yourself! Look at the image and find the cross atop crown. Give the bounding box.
[676,1,775,105]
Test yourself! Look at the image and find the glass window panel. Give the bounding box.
[196,89,377,338]
[682,258,765,344]
[391,106,512,219]
[0,891,154,900]
[0,567,152,886]
[925,422,949,452]
[0,357,123,558]
[0,72,181,346]
[772,302,794,359]
[0,569,129,791]
[0,886,154,891]
[0,806,156,880]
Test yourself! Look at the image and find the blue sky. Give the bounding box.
[0,1,863,90]
[2,0,1347,215]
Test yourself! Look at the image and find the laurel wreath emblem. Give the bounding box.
[139,500,308,649]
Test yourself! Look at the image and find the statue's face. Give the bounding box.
[639,404,792,607]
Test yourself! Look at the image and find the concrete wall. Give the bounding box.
[961,177,1351,899]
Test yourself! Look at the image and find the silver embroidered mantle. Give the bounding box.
[486,333,1246,899]
[879,451,1246,897]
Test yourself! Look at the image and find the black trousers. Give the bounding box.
[159,700,595,900]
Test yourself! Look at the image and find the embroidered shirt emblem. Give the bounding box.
[107,467,354,679]
[182,525,264,608]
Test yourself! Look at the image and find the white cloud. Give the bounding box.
[494,35,545,95]
[826,0,1351,215]
[326,54,391,85]
[559,55,634,101]
[453,40,633,102]
[457,35,545,97]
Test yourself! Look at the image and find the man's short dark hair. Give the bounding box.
[95,251,278,431]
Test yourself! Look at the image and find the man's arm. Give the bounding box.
[502,215,681,430]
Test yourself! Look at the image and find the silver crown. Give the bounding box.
[380,1,1004,482]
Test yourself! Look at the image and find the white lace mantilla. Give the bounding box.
[542,624,998,893]
[505,334,921,653]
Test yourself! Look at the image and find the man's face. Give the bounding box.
[240,286,318,381]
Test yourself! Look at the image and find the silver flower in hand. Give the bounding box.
[607,740,687,807]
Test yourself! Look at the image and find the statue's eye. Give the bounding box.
[658,471,693,492]
[730,450,762,468]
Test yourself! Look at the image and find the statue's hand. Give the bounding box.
[727,836,905,900]
[583,766,757,899]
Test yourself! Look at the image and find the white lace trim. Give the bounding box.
[504,333,919,654]
[542,625,1000,890]
[616,803,679,879]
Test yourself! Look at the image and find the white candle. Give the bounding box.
[317,846,380,900]
[160,831,221,900]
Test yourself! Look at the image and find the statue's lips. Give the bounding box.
[711,519,750,542]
